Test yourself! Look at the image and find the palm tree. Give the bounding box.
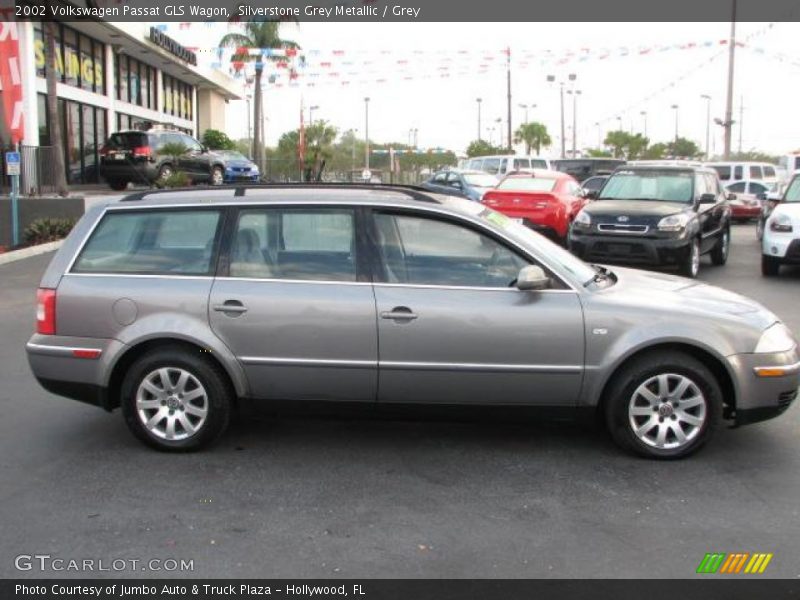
[219,20,299,175]
[513,122,552,155]
[44,0,69,196]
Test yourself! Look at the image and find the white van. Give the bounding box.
[706,161,779,187]
[778,153,800,180]
[463,155,552,177]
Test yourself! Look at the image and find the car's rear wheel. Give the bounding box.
[211,166,225,186]
[756,218,764,241]
[121,346,232,451]
[678,238,700,278]
[761,255,781,277]
[108,179,128,191]
[710,226,730,266]
[157,164,174,181]
[605,351,721,459]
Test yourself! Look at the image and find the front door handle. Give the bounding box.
[213,300,248,315]
[380,306,418,321]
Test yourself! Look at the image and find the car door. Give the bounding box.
[208,205,378,402]
[368,208,584,406]
[697,173,726,252]
[181,135,206,179]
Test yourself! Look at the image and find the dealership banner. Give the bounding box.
[10,0,800,22]
[0,20,25,143]
[4,580,800,599]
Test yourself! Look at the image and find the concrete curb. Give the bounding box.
[0,240,62,267]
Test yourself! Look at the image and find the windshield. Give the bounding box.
[600,169,693,203]
[463,173,498,187]
[785,176,800,202]
[497,178,557,192]
[219,151,249,161]
[442,197,596,284]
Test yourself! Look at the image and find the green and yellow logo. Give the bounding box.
[696,552,773,574]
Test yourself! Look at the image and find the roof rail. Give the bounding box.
[118,182,442,204]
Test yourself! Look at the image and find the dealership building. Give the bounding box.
[0,20,242,186]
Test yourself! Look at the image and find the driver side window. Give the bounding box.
[373,213,529,288]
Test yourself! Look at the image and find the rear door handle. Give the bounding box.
[213,301,248,315]
[380,306,418,321]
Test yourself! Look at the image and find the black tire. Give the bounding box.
[211,166,225,186]
[157,164,174,181]
[121,346,233,452]
[761,255,780,277]
[710,226,730,266]
[604,351,722,459]
[108,179,128,191]
[678,237,700,278]
[756,218,764,241]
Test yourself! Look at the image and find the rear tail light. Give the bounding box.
[36,288,56,335]
[99,145,109,157]
[132,146,152,159]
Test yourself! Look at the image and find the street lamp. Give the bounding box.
[640,110,648,138]
[364,97,370,174]
[616,115,623,131]
[495,117,502,147]
[700,94,712,160]
[547,73,576,159]
[671,104,679,142]
[309,104,319,127]
[518,103,536,125]
[567,89,581,157]
[476,98,482,141]
[595,121,602,148]
[350,128,358,174]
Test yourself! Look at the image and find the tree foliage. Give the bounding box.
[513,122,551,155]
[202,129,237,151]
[466,139,505,157]
[667,137,701,158]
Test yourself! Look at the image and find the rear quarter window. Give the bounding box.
[72,210,221,276]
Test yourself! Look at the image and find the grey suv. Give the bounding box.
[26,185,798,458]
[100,129,227,191]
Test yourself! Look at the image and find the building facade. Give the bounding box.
[1,21,241,185]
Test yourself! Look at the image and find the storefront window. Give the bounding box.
[117,55,128,103]
[79,35,93,92]
[62,28,79,88]
[37,94,50,146]
[34,23,105,95]
[162,74,194,120]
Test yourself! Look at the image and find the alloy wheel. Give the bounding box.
[136,367,208,441]
[628,373,707,450]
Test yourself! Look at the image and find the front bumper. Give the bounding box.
[570,230,690,266]
[762,237,800,263]
[224,171,259,182]
[727,347,799,426]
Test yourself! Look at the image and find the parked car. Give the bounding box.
[724,180,773,222]
[100,129,227,191]
[761,174,800,276]
[212,150,260,183]
[569,165,731,278]
[421,169,498,201]
[26,184,797,458]
[463,155,552,177]
[552,158,625,183]
[581,175,608,195]
[708,161,780,189]
[481,170,586,243]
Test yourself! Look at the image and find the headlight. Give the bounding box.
[657,213,690,232]
[769,213,793,233]
[573,211,591,229]
[755,323,797,354]
[251,165,260,174]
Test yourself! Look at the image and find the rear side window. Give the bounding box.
[72,210,221,275]
[106,132,148,150]
[734,166,743,179]
[749,165,762,179]
[764,166,776,178]
[531,159,548,169]
[229,208,356,282]
[712,165,730,180]
[483,158,501,174]
[513,158,530,169]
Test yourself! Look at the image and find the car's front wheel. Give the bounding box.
[756,218,764,241]
[605,351,721,459]
[108,179,128,191]
[121,346,232,451]
[211,166,225,186]
[761,254,781,277]
[678,238,700,278]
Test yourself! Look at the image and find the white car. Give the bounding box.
[762,174,800,276]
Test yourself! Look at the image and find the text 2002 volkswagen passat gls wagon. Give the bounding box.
[26,185,799,458]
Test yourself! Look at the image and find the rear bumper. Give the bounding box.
[26,334,126,411]
[569,231,690,266]
[100,161,158,183]
[730,205,761,219]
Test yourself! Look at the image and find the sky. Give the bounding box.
[170,21,800,158]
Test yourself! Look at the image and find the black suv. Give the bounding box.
[99,129,227,191]
[568,165,732,278]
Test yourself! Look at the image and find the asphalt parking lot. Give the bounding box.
[1,223,798,579]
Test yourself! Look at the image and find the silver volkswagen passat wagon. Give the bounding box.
[26,185,799,458]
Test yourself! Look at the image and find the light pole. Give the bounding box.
[640,110,648,138]
[488,126,495,146]
[595,121,602,148]
[413,128,418,148]
[700,94,711,159]
[671,104,679,142]
[495,117,502,147]
[350,128,358,174]
[723,0,737,159]
[616,115,623,131]
[519,103,535,125]
[364,97,370,174]
[476,98,482,141]
[547,73,575,159]
[245,93,253,158]
[567,89,581,158]
[309,105,319,127]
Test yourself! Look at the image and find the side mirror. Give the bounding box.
[699,193,717,204]
[756,192,767,201]
[516,265,550,291]
[585,189,599,200]
[726,192,737,201]
[200,145,208,153]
